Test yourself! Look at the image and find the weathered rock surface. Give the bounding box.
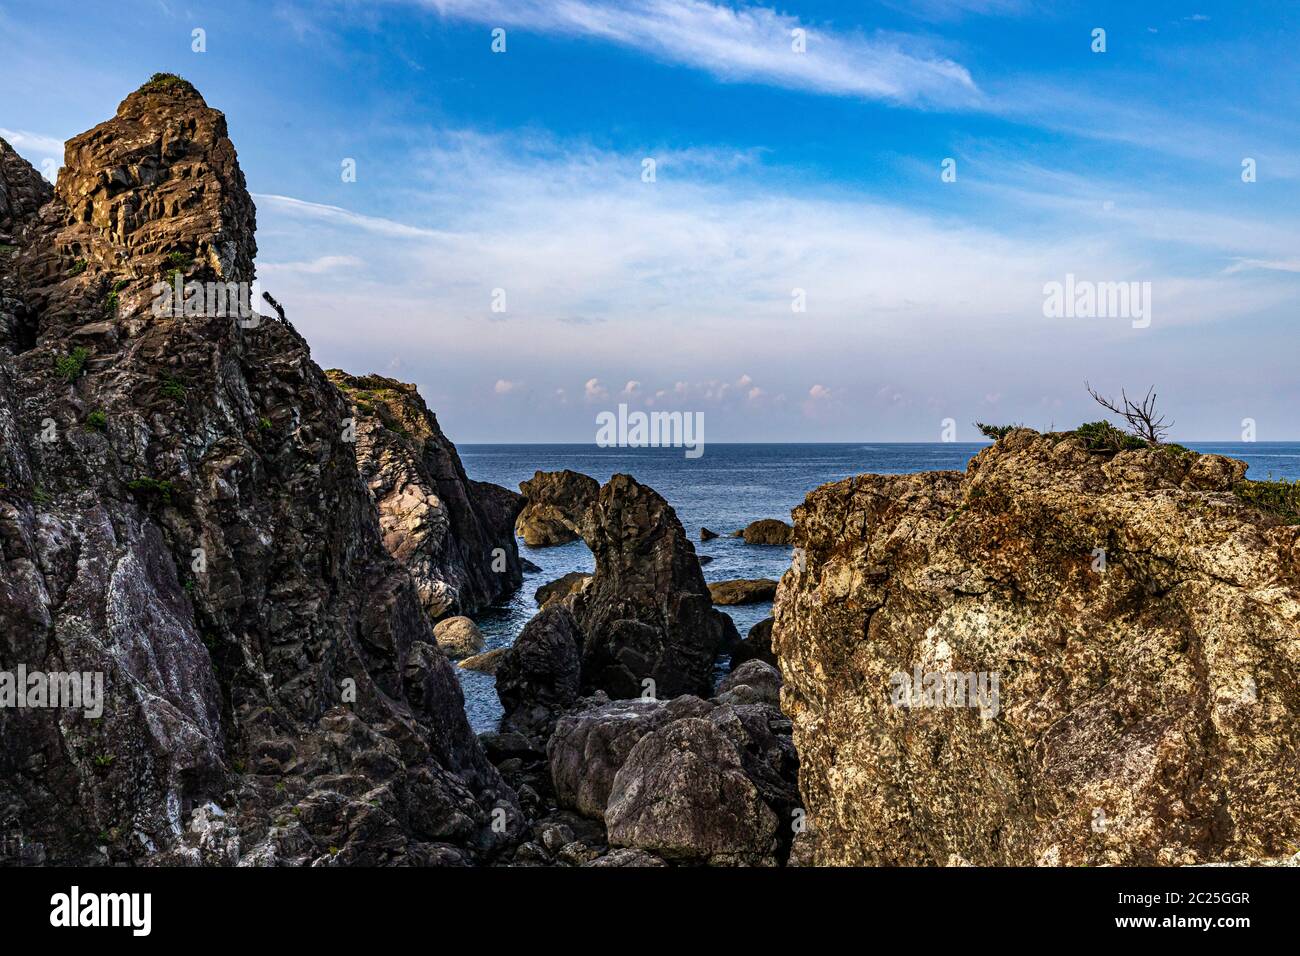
[534,570,590,608]
[432,616,485,658]
[708,578,778,605]
[741,518,793,545]
[775,428,1300,866]
[605,717,779,865]
[730,617,777,670]
[547,688,798,865]
[495,605,583,738]
[329,370,524,619]
[515,469,598,546]
[0,78,520,865]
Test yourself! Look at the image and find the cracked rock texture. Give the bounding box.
[0,78,521,865]
[774,428,1300,866]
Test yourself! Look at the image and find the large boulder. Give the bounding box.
[547,691,799,865]
[605,717,779,865]
[516,469,599,546]
[432,616,485,658]
[495,606,583,738]
[775,428,1300,866]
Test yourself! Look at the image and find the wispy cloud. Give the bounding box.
[417,0,979,105]
[0,127,64,159]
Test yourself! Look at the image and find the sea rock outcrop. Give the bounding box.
[0,77,520,865]
[775,428,1300,866]
[571,474,738,699]
[330,370,524,619]
[515,469,599,546]
[740,518,793,545]
[708,578,778,605]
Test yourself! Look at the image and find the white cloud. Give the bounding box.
[419,0,979,105]
[494,378,520,394]
[259,254,364,274]
[0,127,64,158]
[584,378,609,401]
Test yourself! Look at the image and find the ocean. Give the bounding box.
[455,441,1300,732]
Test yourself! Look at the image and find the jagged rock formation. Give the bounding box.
[329,370,524,620]
[775,429,1300,866]
[515,469,598,546]
[0,77,521,865]
[571,474,739,699]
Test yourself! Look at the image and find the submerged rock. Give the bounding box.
[776,428,1300,866]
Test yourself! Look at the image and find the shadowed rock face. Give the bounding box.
[328,370,524,620]
[0,79,520,865]
[775,428,1300,866]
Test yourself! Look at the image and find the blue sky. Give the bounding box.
[1,0,1297,441]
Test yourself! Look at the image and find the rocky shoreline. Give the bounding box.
[2,78,1296,868]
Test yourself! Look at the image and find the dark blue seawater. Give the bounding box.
[454,441,1300,732]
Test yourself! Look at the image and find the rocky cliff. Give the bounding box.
[0,76,521,865]
[328,370,524,619]
[774,429,1300,866]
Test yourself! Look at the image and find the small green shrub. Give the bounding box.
[86,410,107,431]
[160,377,186,400]
[32,485,52,505]
[974,422,1018,441]
[68,258,87,275]
[1075,420,1148,452]
[127,477,177,505]
[1235,478,1300,524]
[55,347,90,383]
[138,72,197,95]
[258,416,272,432]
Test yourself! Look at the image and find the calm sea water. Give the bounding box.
[455,441,1300,732]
